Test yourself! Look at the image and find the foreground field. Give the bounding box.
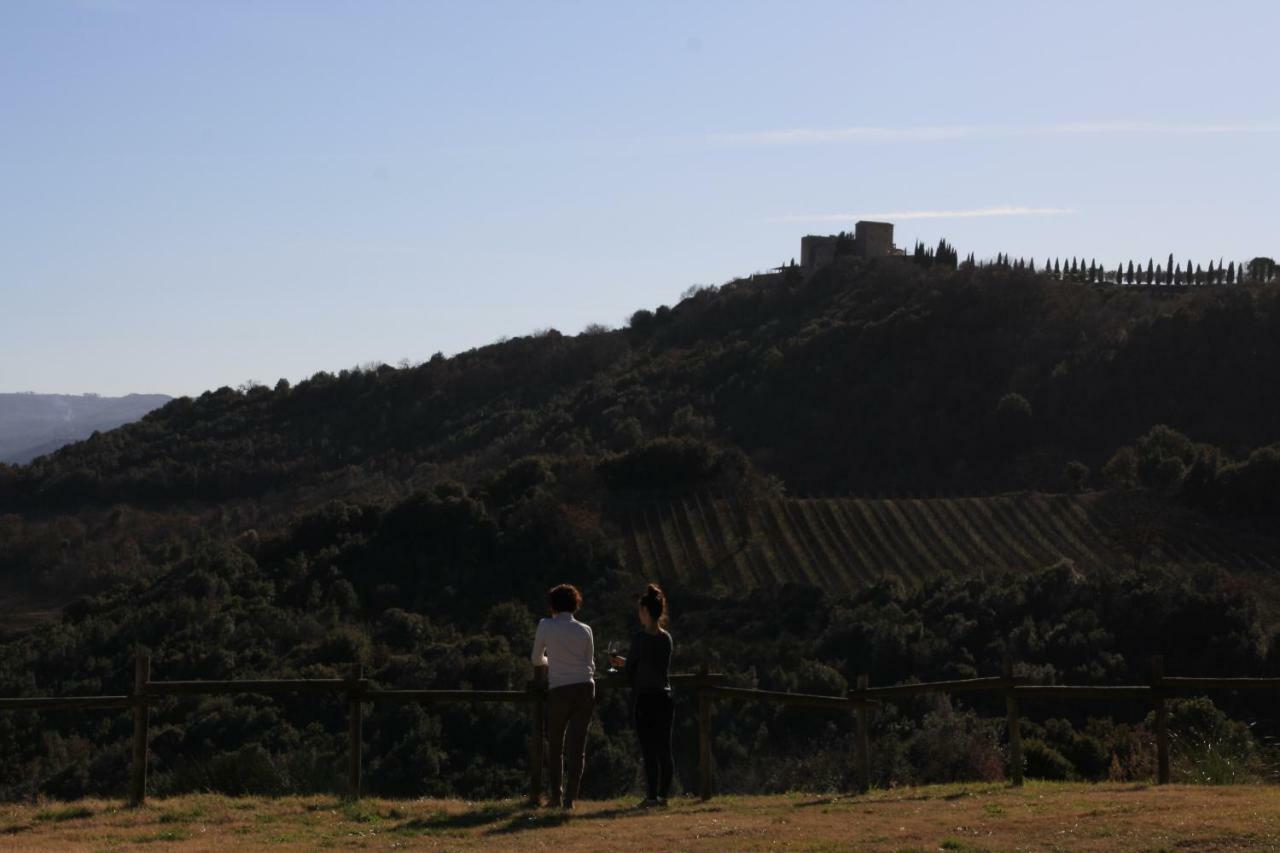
[3,783,1280,851]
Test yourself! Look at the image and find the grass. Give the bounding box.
[0,782,1279,851]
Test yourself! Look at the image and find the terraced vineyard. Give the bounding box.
[614,492,1280,594]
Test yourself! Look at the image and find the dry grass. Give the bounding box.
[2,782,1279,851]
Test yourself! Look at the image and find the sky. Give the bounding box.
[2,1,1278,397]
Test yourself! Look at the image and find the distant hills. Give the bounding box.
[0,393,171,464]
[7,260,1280,511]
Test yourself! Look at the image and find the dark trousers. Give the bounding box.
[546,682,594,806]
[634,692,675,799]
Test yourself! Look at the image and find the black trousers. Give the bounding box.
[634,691,675,799]
[547,682,595,806]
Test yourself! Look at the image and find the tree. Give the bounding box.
[995,392,1033,448]
[935,238,958,270]
[1247,257,1275,283]
[1227,261,1236,285]
[1064,460,1090,493]
[1053,258,1061,278]
[629,309,656,334]
[1166,253,1174,285]
[1126,261,1135,285]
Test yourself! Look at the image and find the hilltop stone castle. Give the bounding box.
[800,220,900,268]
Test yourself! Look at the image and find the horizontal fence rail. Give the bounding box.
[3,651,1275,805]
[0,695,135,711]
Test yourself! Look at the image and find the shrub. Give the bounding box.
[1022,738,1074,780]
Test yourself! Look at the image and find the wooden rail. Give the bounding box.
[3,649,1270,804]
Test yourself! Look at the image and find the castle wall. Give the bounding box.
[854,221,894,258]
[801,235,839,268]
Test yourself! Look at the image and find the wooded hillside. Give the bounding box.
[3,258,1280,801]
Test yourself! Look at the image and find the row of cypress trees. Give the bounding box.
[964,252,1276,285]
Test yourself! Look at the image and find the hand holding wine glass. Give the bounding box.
[606,640,625,672]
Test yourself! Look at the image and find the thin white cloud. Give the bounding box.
[718,121,1280,145]
[714,125,986,144]
[773,206,1076,223]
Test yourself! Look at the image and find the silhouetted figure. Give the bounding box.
[531,583,595,809]
[611,583,674,807]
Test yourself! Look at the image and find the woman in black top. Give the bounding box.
[610,583,674,807]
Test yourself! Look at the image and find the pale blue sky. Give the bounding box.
[3,1,1277,396]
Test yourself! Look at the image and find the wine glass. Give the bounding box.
[606,641,621,674]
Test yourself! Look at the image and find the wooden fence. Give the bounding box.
[3,650,1279,806]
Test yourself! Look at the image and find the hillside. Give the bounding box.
[3,260,1280,803]
[5,261,1280,513]
[0,393,171,465]
[616,492,1280,595]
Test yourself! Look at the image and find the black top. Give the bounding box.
[625,629,673,694]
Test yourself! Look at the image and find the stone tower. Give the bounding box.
[853,220,894,258]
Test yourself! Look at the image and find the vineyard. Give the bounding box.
[614,492,1280,594]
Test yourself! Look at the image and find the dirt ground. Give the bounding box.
[2,782,1279,851]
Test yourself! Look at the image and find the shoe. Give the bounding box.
[655,797,670,808]
[636,797,661,809]
[561,801,575,811]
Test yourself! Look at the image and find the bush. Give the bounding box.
[1022,738,1074,780]
[906,700,1005,784]
[599,438,730,494]
[1064,460,1089,492]
[1160,697,1264,784]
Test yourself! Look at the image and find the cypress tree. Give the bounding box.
[1126,260,1135,284]
[1175,263,1182,286]
[1208,260,1217,285]
[1195,264,1203,285]
[1166,253,1174,284]
[1029,257,1036,273]
[1053,258,1060,278]
[1146,258,1154,285]
[1227,261,1236,284]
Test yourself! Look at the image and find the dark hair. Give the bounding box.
[638,583,667,627]
[548,583,582,614]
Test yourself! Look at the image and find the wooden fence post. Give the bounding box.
[698,663,713,801]
[528,670,546,806]
[347,663,363,801]
[128,648,151,807]
[855,674,870,794]
[1003,657,1023,787]
[1152,655,1169,785]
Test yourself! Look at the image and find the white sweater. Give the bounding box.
[531,612,596,689]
